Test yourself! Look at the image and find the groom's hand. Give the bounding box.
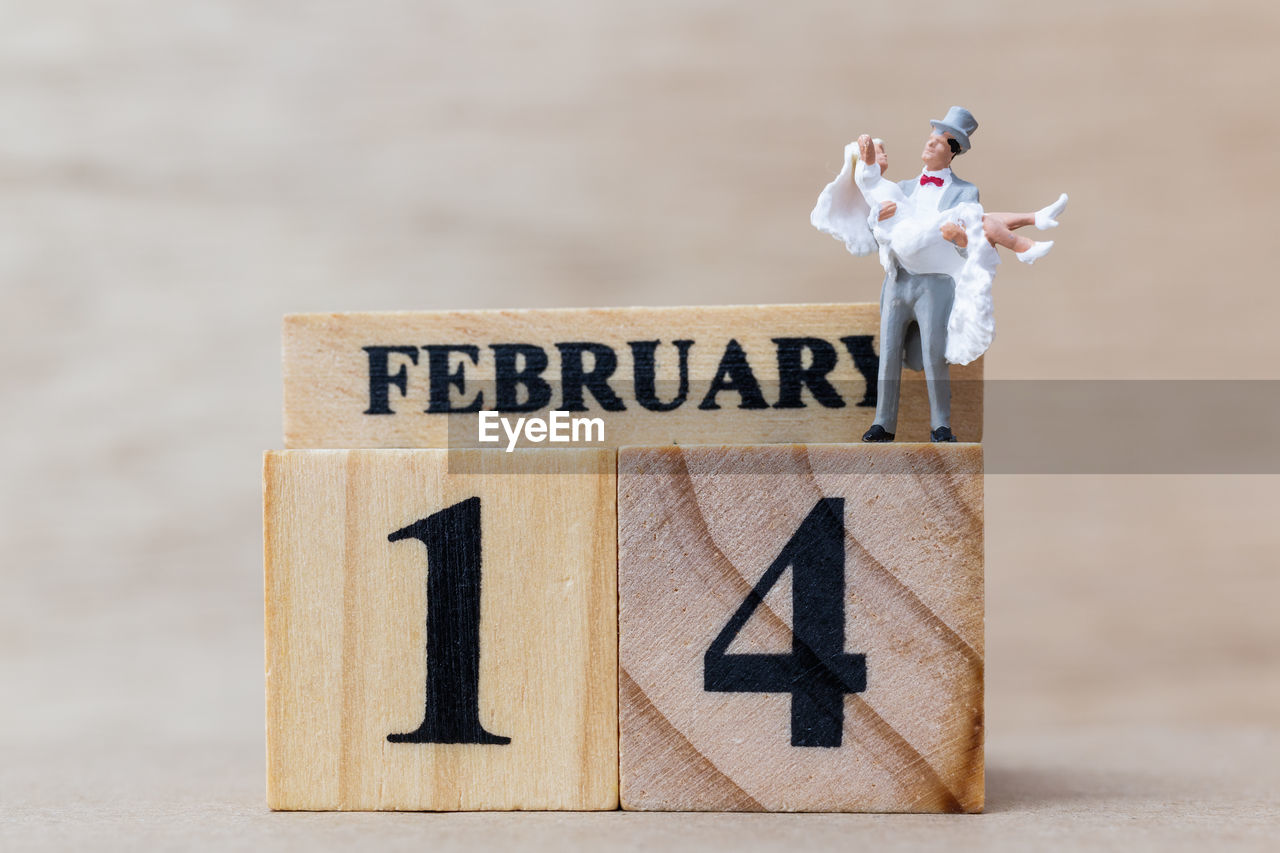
[940,222,968,247]
[877,201,897,221]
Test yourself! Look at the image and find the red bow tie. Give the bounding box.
[920,174,944,187]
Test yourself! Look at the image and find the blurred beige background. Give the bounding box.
[2,1,1277,849]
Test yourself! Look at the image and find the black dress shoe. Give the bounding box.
[931,426,958,442]
[862,424,895,442]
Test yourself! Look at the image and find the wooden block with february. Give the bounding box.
[617,443,984,813]
[282,304,983,449]
[264,449,618,810]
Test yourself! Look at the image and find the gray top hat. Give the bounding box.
[930,106,978,153]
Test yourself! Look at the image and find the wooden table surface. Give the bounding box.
[2,2,1277,848]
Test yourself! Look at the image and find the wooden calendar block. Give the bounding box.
[282,304,983,449]
[264,449,618,810]
[617,443,984,813]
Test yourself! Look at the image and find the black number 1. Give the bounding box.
[387,497,511,745]
[704,498,866,747]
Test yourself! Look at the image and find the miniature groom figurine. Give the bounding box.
[863,106,979,443]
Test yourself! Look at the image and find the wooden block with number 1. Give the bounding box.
[618,443,984,812]
[264,449,618,810]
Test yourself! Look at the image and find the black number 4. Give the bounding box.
[704,498,866,748]
[387,497,510,746]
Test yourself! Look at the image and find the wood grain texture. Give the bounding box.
[617,443,983,813]
[264,449,618,810]
[282,305,983,449]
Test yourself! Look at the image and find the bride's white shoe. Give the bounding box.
[1035,193,1068,230]
[1016,240,1054,264]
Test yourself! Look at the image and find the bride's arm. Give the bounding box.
[857,135,876,170]
[854,136,890,187]
[854,135,901,222]
[854,137,881,185]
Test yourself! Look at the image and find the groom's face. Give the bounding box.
[921,132,955,171]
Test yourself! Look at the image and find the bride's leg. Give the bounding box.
[983,213,1054,264]
[983,193,1069,233]
[982,214,1034,251]
[986,211,1035,232]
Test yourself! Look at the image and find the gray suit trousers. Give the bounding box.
[874,266,955,433]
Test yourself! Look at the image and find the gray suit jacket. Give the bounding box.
[887,172,980,370]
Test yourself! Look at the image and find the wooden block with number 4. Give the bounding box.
[618,443,983,812]
[264,449,618,810]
